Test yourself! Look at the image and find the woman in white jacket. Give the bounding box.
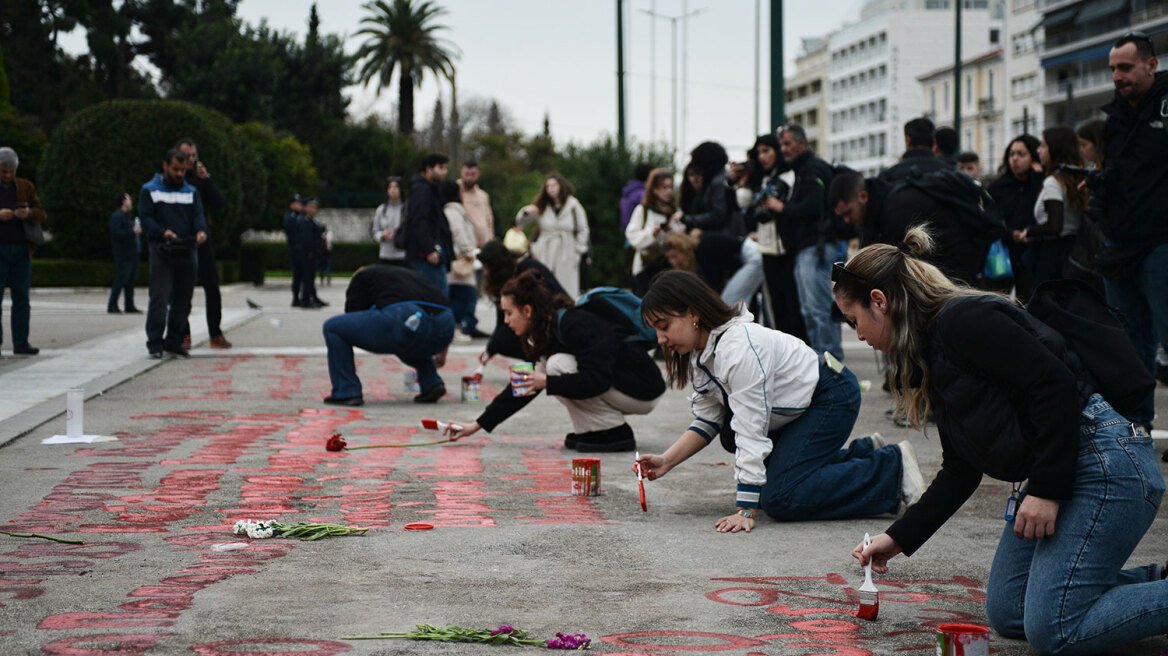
[516,173,589,298]
[636,270,922,533]
[625,168,684,295]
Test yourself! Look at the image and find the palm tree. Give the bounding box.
[354,0,459,136]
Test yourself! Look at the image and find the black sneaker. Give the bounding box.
[108,308,122,314]
[574,424,637,453]
[124,307,143,314]
[165,347,190,359]
[13,345,39,355]
[323,395,364,406]
[413,385,446,403]
[564,433,578,449]
[463,327,491,339]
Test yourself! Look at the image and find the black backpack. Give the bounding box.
[1027,279,1154,417]
[893,168,1005,247]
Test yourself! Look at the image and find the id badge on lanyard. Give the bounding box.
[1004,482,1022,522]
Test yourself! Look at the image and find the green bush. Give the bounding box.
[239,122,318,231]
[32,258,238,287]
[39,99,266,260]
[240,241,379,273]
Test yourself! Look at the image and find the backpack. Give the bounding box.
[1027,278,1154,417]
[893,168,1005,248]
[393,214,410,251]
[556,287,657,348]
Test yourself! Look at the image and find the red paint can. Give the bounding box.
[571,458,601,496]
[935,623,989,656]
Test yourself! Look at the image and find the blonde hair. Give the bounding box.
[831,226,1005,429]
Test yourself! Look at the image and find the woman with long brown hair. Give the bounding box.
[834,227,1168,654]
[635,270,917,533]
[447,270,665,452]
[1018,126,1088,286]
[625,168,683,295]
[516,173,589,298]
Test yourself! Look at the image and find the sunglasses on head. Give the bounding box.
[1119,31,1157,57]
[830,262,885,329]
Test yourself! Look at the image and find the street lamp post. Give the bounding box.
[640,6,705,156]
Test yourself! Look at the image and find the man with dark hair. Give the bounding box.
[404,153,452,295]
[176,138,231,349]
[771,124,843,360]
[828,167,996,285]
[457,160,493,339]
[1095,30,1168,430]
[0,147,46,355]
[956,151,982,179]
[139,148,207,358]
[880,116,949,183]
[620,162,654,230]
[283,194,305,307]
[933,127,960,166]
[322,264,454,406]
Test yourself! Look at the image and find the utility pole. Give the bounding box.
[754,0,761,135]
[650,0,656,141]
[641,6,704,156]
[680,2,706,157]
[954,0,962,140]
[616,0,627,150]
[770,0,784,130]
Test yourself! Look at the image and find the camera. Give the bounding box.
[1056,163,1105,190]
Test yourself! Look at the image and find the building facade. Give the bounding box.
[784,37,832,156]
[919,48,1004,170]
[826,0,1004,177]
[1003,0,1045,144]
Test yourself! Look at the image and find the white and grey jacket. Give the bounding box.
[686,310,820,508]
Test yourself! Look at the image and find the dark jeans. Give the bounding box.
[298,255,318,304]
[449,283,477,332]
[108,254,138,311]
[146,242,196,353]
[761,252,806,341]
[188,239,222,337]
[0,243,32,349]
[323,303,455,399]
[409,259,450,297]
[1103,241,1168,426]
[289,247,303,303]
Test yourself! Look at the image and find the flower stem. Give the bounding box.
[0,530,84,544]
[346,438,455,450]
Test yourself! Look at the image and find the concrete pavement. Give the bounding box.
[0,279,1166,655]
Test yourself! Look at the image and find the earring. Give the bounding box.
[692,321,698,328]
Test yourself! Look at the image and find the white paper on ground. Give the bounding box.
[1151,430,1168,439]
[42,434,119,444]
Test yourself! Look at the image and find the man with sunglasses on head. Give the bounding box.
[1095,31,1168,434]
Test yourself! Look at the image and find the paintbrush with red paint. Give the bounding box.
[634,451,647,512]
[857,532,879,620]
[419,418,463,438]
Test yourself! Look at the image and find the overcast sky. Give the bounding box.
[64,1,865,159]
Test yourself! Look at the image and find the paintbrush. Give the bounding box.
[419,418,463,437]
[634,451,647,512]
[857,532,879,620]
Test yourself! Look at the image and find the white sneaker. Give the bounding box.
[898,440,926,509]
[868,432,885,449]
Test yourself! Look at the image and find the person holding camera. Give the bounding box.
[0,147,45,356]
[139,147,206,359]
[624,167,682,296]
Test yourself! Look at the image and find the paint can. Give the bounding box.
[935,623,989,656]
[461,375,481,402]
[403,370,419,393]
[510,362,534,396]
[571,458,601,496]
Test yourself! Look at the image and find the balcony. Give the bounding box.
[1044,68,1114,103]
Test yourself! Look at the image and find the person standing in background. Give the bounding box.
[176,138,231,350]
[283,194,305,306]
[404,154,453,296]
[0,147,46,356]
[442,181,478,340]
[620,162,653,230]
[516,173,589,299]
[373,177,407,266]
[108,192,141,314]
[458,161,493,338]
[296,198,326,308]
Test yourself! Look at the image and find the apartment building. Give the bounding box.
[918,48,1004,168]
[1004,0,1045,141]
[827,0,1004,177]
[1039,0,1168,128]
[784,37,832,155]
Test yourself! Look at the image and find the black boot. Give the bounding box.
[574,423,636,453]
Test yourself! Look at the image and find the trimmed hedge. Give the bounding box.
[32,258,238,288]
[39,100,266,261]
[240,241,380,272]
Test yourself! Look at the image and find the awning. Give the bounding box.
[1035,5,1079,31]
[1075,0,1128,26]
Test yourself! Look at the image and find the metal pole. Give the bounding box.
[954,0,962,140]
[754,0,761,135]
[681,0,688,156]
[650,0,656,141]
[616,0,627,150]
[770,0,784,129]
[671,18,678,154]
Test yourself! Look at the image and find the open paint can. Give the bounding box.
[510,362,534,396]
[935,623,989,656]
[403,370,420,393]
[461,375,481,402]
[571,458,601,496]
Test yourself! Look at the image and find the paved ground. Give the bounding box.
[1,279,1167,655]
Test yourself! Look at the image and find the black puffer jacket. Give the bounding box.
[1099,70,1168,245]
[885,294,1090,556]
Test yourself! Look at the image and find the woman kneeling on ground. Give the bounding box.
[635,270,921,533]
[447,270,665,452]
[836,227,1168,655]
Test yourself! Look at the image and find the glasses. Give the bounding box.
[1118,31,1156,57]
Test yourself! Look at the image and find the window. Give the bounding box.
[990,28,1000,44]
[988,70,996,101]
[807,109,818,126]
[879,133,887,156]
[930,87,937,114]
[987,126,995,165]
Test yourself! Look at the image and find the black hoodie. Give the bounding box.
[1099,70,1168,245]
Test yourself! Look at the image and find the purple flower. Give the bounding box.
[547,632,590,650]
[491,624,516,636]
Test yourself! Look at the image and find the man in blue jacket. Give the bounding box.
[138,147,207,358]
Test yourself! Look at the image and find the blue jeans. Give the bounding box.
[145,242,196,353]
[0,244,31,349]
[109,254,138,311]
[410,259,450,297]
[449,283,478,333]
[1102,241,1168,426]
[795,243,843,360]
[760,361,903,520]
[985,395,1167,655]
[721,238,764,306]
[322,303,455,399]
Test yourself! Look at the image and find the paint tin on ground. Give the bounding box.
[935,623,989,656]
[461,375,481,402]
[403,370,419,393]
[571,458,601,496]
[510,362,534,396]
